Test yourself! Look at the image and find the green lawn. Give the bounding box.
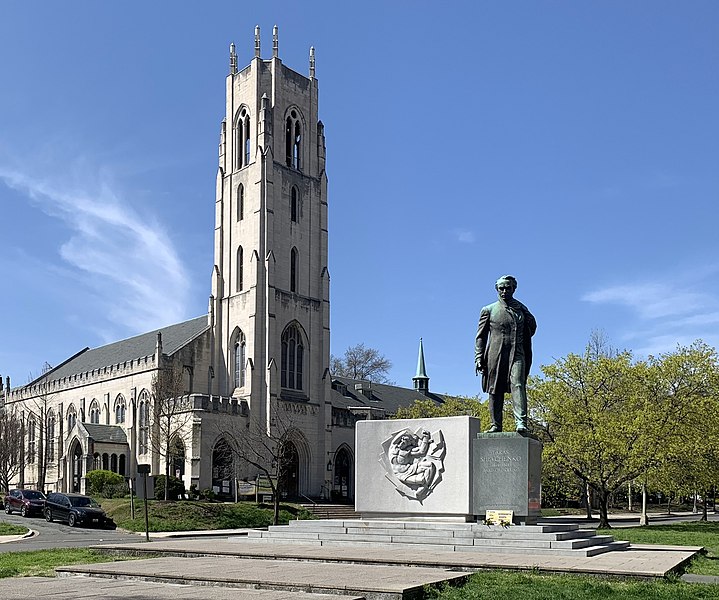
[0,521,29,536]
[0,548,137,579]
[100,498,314,532]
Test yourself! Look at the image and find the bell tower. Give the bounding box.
[210,26,330,485]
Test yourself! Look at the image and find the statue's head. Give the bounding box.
[495,275,517,300]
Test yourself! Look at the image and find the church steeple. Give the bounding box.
[413,338,430,394]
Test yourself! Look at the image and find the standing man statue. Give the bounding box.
[475,275,537,435]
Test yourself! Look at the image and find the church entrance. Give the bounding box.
[333,447,352,502]
[71,443,83,493]
[279,441,299,500]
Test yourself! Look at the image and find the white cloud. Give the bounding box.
[456,230,475,244]
[0,165,190,338]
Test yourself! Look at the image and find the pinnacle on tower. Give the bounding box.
[309,46,315,78]
[413,338,430,394]
[273,25,279,57]
[229,42,238,75]
[254,25,261,57]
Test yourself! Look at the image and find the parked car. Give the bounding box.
[4,489,47,517]
[44,492,116,529]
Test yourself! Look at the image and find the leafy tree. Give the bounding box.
[394,395,489,423]
[331,343,393,383]
[150,362,193,501]
[0,407,22,494]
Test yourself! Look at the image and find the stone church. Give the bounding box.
[1,28,442,501]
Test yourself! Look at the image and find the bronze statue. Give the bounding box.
[475,275,537,434]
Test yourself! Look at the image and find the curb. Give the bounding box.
[0,528,36,544]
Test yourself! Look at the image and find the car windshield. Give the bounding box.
[69,496,99,508]
[24,491,46,500]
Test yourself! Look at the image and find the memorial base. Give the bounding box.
[473,432,542,524]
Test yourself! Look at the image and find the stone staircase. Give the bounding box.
[300,503,361,520]
[247,519,629,557]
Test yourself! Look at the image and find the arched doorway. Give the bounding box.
[170,437,186,479]
[334,447,353,502]
[212,438,234,499]
[72,443,83,493]
[279,441,299,500]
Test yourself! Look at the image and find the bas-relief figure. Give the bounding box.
[379,427,446,501]
[475,275,537,435]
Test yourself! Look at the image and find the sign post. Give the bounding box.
[137,464,151,542]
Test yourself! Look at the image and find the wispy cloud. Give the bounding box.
[0,164,190,341]
[455,230,475,244]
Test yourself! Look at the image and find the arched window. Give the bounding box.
[291,186,299,223]
[102,453,109,470]
[67,405,77,431]
[290,247,298,293]
[93,453,101,470]
[138,390,150,455]
[236,107,251,169]
[237,184,244,221]
[237,246,244,292]
[47,411,55,462]
[285,109,302,169]
[119,454,126,476]
[234,330,246,388]
[281,322,305,390]
[110,454,118,473]
[115,395,126,424]
[89,400,100,424]
[27,417,36,463]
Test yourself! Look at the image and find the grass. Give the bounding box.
[0,521,29,536]
[99,498,314,532]
[0,548,137,579]
[599,521,719,576]
[428,571,719,600]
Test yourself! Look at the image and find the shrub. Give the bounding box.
[154,475,186,500]
[86,470,127,498]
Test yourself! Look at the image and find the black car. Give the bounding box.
[4,489,47,517]
[44,492,116,529]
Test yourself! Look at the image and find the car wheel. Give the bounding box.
[68,513,77,527]
[4,504,11,514]
[45,509,53,522]
[21,505,28,517]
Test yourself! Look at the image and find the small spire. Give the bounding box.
[254,25,261,57]
[229,42,237,75]
[309,46,315,78]
[413,338,430,394]
[272,25,279,58]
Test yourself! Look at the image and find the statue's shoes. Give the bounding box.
[516,427,529,436]
[484,425,501,433]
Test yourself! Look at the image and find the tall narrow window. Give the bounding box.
[67,405,77,431]
[236,108,251,169]
[47,412,55,462]
[281,323,305,391]
[237,184,244,221]
[285,109,302,169]
[115,395,126,424]
[89,400,100,424]
[27,417,36,463]
[290,247,298,293]
[237,246,244,292]
[138,390,150,455]
[234,331,246,388]
[291,187,298,223]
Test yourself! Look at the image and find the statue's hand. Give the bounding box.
[475,362,485,375]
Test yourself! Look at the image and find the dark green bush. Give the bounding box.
[154,475,186,500]
[86,470,127,498]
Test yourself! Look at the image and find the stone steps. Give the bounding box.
[245,519,629,558]
[300,503,360,520]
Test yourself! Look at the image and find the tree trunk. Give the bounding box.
[597,489,611,529]
[701,490,708,522]
[584,482,593,520]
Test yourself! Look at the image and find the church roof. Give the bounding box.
[32,315,210,385]
[83,423,129,445]
[330,376,445,415]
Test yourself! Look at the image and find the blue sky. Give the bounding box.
[1,1,717,396]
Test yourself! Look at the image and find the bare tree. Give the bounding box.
[0,407,23,494]
[24,362,57,492]
[220,404,298,525]
[149,362,194,501]
[331,343,393,383]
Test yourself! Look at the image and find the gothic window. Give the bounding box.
[237,184,244,221]
[89,400,100,424]
[47,411,55,462]
[290,247,298,293]
[281,322,305,391]
[93,453,101,470]
[291,186,299,223]
[138,390,150,455]
[237,246,244,292]
[285,109,302,170]
[115,395,126,424]
[236,107,251,169]
[102,453,109,470]
[67,405,77,431]
[234,331,246,388]
[27,417,36,463]
[111,454,118,473]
